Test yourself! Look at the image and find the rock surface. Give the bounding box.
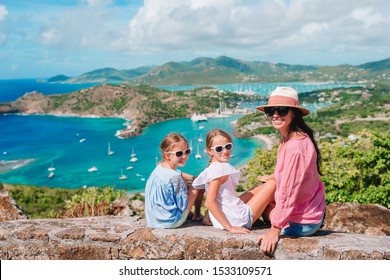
[0,192,389,260]
[323,203,390,236]
[0,215,389,260]
[0,192,28,222]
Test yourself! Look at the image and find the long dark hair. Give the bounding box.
[290,108,322,175]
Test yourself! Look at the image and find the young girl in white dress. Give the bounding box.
[192,129,276,234]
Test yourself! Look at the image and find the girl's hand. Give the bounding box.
[227,225,250,234]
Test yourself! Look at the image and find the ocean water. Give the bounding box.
[0,114,259,191]
[0,78,98,102]
[0,79,357,191]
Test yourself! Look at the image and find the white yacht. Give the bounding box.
[131,147,137,158]
[88,166,98,172]
[119,169,127,180]
[48,161,56,172]
[129,156,138,163]
[195,144,202,159]
[129,147,138,162]
[108,142,115,156]
[48,172,54,178]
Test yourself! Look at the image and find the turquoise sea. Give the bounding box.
[0,114,258,191]
[0,79,358,191]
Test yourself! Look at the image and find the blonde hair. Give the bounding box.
[206,129,232,150]
[205,129,233,166]
[160,133,189,161]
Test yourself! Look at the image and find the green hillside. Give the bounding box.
[48,56,390,85]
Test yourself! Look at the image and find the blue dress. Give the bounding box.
[145,164,188,228]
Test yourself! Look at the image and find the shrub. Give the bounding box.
[63,186,127,217]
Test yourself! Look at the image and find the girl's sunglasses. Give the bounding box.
[165,149,191,158]
[210,143,233,153]
[264,106,290,117]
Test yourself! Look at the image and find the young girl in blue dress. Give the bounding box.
[192,129,276,233]
[145,133,203,228]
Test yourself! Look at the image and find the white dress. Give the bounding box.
[192,162,253,230]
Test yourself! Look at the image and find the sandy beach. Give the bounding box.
[252,134,275,150]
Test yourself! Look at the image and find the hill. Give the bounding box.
[0,84,261,138]
[48,56,390,85]
[47,75,71,83]
[359,57,390,71]
[50,66,154,83]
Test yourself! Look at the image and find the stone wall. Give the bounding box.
[0,215,389,260]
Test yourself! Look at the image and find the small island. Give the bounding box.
[0,84,263,138]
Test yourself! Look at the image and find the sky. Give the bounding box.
[0,0,389,79]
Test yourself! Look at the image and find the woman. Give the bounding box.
[256,87,326,254]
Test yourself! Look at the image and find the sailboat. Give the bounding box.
[195,144,202,159]
[48,161,56,172]
[129,147,138,162]
[119,169,127,180]
[107,142,115,156]
[131,147,136,158]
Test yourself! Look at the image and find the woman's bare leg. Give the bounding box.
[242,179,276,224]
[187,186,200,218]
[193,189,204,220]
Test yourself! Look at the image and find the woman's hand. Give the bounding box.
[257,226,281,254]
[256,174,275,182]
[227,225,250,234]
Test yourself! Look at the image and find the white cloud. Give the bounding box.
[0,5,8,21]
[39,1,126,50]
[0,4,8,44]
[350,7,384,28]
[127,0,390,64]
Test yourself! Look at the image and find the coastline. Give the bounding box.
[252,134,275,150]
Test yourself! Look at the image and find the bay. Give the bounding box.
[0,114,260,191]
[0,79,357,191]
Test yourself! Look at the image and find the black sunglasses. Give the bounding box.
[264,106,290,117]
[166,149,191,158]
[210,143,233,153]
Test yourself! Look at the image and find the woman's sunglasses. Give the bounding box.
[264,106,290,117]
[165,149,191,158]
[210,143,233,153]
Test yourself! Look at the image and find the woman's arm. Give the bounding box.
[257,225,281,254]
[205,176,250,234]
[272,152,306,228]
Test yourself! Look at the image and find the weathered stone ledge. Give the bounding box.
[0,215,389,260]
